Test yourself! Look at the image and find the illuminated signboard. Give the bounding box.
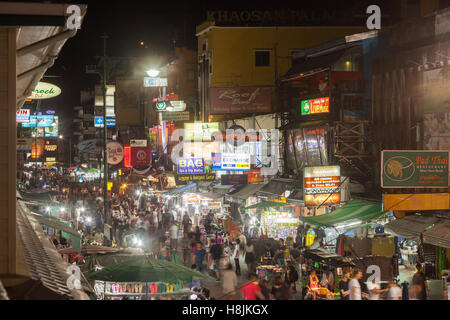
[44,145,57,151]
[184,122,220,141]
[304,165,341,206]
[16,109,30,122]
[44,116,58,137]
[143,77,168,87]
[124,146,131,168]
[22,115,55,127]
[177,158,205,174]
[301,97,329,115]
[213,153,251,171]
[27,82,61,100]
[153,100,186,112]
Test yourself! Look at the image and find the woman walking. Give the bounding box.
[245,239,256,275]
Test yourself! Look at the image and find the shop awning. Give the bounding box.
[257,178,300,197]
[164,183,197,196]
[212,185,234,195]
[198,192,224,200]
[227,183,267,200]
[244,201,290,210]
[422,219,450,249]
[282,46,359,81]
[30,213,81,239]
[298,199,386,227]
[384,215,440,240]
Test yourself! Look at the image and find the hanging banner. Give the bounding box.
[381,150,449,188]
[184,122,220,141]
[131,146,152,167]
[106,142,124,165]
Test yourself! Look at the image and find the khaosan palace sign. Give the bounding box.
[210,87,272,114]
[28,82,61,100]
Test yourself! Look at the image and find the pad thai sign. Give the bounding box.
[381,150,449,188]
[210,87,271,114]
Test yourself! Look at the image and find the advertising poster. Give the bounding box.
[44,116,58,137]
[286,125,328,171]
[423,67,450,114]
[16,109,30,122]
[210,87,272,114]
[184,122,220,141]
[424,112,450,151]
[381,150,449,188]
[304,166,341,206]
[177,158,205,174]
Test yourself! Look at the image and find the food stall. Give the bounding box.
[302,247,355,300]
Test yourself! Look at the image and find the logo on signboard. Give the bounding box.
[28,82,61,100]
[383,156,415,182]
[301,97,329,115]
[381,150,449,188]
[106,142,124,165]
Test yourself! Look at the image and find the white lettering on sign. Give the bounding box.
[218,88,261,105]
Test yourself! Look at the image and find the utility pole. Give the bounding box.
[101,34,109,245]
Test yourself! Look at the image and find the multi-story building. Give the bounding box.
[196,22,366,123]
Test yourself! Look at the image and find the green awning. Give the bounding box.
[31,213,82,253]
[298,199,386,227]
[244,201,290,210]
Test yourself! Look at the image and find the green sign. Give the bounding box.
[381,150,449,188]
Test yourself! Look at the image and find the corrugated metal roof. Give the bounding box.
[16,201,73,298]
[227,183,267,200]
[384,215,441,239]
[423,219,450,249]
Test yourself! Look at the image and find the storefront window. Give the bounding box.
[332,51,362,72]
[286,125,328,171]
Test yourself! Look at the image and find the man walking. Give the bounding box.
[209,239,223,281]
[349,269,363,300]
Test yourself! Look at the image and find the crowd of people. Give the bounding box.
[17,168,448,301]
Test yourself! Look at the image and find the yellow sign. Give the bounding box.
[44,145,57,151]
[269,197,286,203]
[384,193,450,211]
[107,182,113,191]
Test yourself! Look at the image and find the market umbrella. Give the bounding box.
[243,201,289,210]
[84,256,208,284]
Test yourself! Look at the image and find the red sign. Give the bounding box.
[210,87,272,114]
[124,146,131,168]
[131,146,152,167]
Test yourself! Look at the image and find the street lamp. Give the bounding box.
[146,69,160,77]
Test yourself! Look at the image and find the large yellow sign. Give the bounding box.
[384,193,450,211]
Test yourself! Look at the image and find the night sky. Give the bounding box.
[17,0,392,137]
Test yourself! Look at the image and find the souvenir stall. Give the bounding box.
[85,256,207,300]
